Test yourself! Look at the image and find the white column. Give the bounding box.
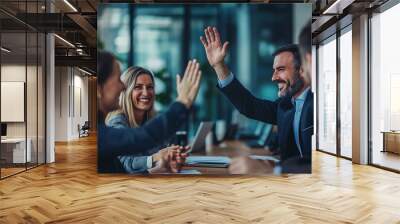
[46,32,55,163]
[45,0,56,163]
[352,14,369,164]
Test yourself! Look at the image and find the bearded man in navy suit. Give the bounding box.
[200,27,313,174]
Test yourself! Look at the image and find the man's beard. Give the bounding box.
[286,76,304,98]
[279,72,304,99]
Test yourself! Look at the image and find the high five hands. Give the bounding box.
[200,26,229,68]
[200,26,231,80]
[176,59,202,109]
[175,26,232,109]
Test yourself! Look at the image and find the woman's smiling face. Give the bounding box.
[131,73,155,112]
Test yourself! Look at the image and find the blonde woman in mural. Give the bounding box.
[106,66,188,174]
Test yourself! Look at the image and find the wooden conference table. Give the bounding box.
[181,140,275,175]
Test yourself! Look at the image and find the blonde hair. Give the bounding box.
[106,66,156,127]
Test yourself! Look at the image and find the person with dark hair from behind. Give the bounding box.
[275,21,314,173]
[97,51,202,173]
[200,27,313,174]
[299,21,312,85]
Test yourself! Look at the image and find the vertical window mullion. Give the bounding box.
[25,0,28,171]
[316,44,320,151]
[336,28,341,157]
[36,0,39,167]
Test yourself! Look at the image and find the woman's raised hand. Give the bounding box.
[176,59,202,108]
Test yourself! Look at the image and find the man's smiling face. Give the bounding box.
[271,51,299,97]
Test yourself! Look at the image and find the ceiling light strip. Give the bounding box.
[1,47,11,53]
[323,0,342,15]
[78,67,92,76]
[63,0,78,12]
[54,34,75,48]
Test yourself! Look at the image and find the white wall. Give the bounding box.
[55,67,68,141]
[54,67,89,141]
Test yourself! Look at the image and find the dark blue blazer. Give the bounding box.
[219,78,313,173]
[97,102,188,173]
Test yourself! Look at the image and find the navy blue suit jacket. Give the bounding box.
[219,78,313,173]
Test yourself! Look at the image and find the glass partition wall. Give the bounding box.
[339,26,352,159]
[1,30,28,177]
[370,2,400,172]
[316,0,400,172]
[317,35,337,155]
[316,25,353,159]
[0,2,46,179]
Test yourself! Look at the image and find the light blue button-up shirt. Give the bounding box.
[217,72,235,88]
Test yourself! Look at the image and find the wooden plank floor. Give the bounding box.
[1,134,400,224]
